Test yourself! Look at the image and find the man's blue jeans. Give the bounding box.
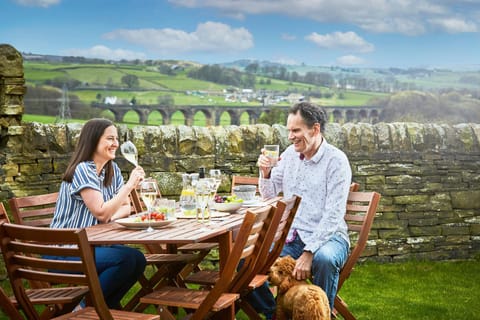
[246,233,349,317]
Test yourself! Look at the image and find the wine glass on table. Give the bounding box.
[139,178,159,232]
[194,179,211,229]
[120,140,138,167]
[208,169,222,193]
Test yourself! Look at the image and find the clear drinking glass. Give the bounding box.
[153,198,176,220]
[264,144,280,167]
[139,178,159,232]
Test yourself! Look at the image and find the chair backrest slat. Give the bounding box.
[339,191,381,290]
[8,192,59,227]
[257,195,301,276]
[231,176,259,194]
[229,204,278,293]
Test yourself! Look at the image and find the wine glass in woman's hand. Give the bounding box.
[121,141,138,167]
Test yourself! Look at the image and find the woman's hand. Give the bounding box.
[126,166,145,190]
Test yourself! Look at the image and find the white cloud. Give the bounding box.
[14,0,60,7]
[273,57,299,65]
[305,31,374,53]
[336,55,366,66]
[281,33,296,41]
[62,45,147,61]
[103,21,254,55]
[169,0,480,35]
[429,18,477,33]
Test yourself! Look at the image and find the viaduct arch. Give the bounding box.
[92,103,381,125]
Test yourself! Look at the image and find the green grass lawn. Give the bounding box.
[1,259,478,319]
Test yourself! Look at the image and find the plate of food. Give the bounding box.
[115,212,176,229]
[212,195,243,212]
[241,197,264,207]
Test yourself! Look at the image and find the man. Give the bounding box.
[253,101,352,318]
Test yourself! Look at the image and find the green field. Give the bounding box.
[23,110,255,127]
[23,61,385,109]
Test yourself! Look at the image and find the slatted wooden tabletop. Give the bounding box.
[86,197,280,246]
[86,216,243,246]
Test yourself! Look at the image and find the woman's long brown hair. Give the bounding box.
[62,118,115,186]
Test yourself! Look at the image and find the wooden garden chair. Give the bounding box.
[231,175,259,193]
[0,203,25,320]
[0,222,159,320]
[333,190,381,320]
[139,207,272,320]
[182,196,301,319]
[236,195,301,319]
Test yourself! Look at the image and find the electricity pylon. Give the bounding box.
[55,83,71,123]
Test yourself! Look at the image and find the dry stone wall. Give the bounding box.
[1,44,479,262]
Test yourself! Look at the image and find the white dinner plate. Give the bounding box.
[242,199,265,207]
[175,210,231,219]
[115,215,175,229]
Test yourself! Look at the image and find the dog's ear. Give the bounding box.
[277,271,292,294]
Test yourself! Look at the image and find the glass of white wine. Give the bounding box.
[120,140,138,167]
[139,178,159,232]
[208,169,222,194]
[194,178,211,226]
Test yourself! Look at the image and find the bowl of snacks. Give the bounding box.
[232,185,257,201]
[213,194,243,212]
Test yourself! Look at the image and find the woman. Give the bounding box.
[50,118,146,309]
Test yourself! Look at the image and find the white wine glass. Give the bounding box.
[139,178,159,232]
[194,178,211,228]
[208,169,222,193]
[120,140,138,167]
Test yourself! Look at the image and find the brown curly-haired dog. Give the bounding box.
[269,255,331,320]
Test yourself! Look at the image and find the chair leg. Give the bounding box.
[157,304,176,320]
[211,304,236,320]
[0,289,23,320]
[124,264,177,312]
[236,299,263,320]
[334,295,356,320]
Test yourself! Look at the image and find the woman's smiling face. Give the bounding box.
[287,112,321,160]
[94,125,119,163]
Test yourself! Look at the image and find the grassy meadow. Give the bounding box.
[1,258,478,319]
[23,61,385,110]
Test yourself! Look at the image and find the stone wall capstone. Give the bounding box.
[1,44,479,263]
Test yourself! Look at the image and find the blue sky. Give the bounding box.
[2,0,480,69]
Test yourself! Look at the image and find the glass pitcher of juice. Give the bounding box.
[179,173,198,216]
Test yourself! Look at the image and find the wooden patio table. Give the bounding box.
[84,197,280,317]
[85,197,280,269]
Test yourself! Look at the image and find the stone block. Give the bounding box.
[441,223,470,235]
[409,226,442,236]
[450,191,480,209]
[394,194,429,204]
[0,44,23,77]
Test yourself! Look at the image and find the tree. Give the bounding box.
[258,109,287,125]
[158,95,174,107]
[245,63,259,74]
[121,74,139,88]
